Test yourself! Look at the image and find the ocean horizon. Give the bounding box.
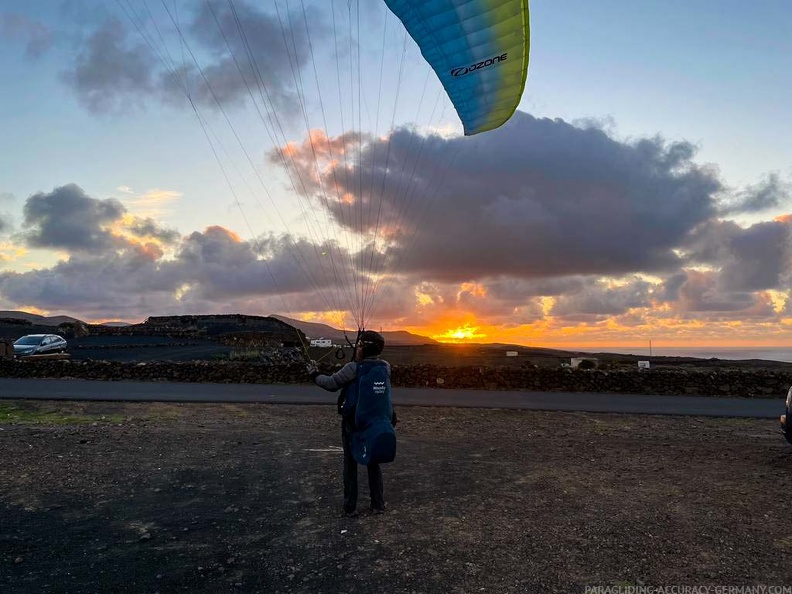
[577,346,792,363]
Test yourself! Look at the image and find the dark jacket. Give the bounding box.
[313,358,396,426]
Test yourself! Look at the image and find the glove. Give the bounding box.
[306,361,319,381]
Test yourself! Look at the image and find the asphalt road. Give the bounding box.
[0,378,784,418]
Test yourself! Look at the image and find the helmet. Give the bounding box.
[358,330,385,358]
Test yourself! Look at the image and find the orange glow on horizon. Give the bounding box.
[432,323,487,343]
[14,305,49,317]
[395,316,792,349]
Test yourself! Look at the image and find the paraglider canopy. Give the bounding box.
[385,0,530,135]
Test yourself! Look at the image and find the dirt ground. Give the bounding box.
[2,400,792,594]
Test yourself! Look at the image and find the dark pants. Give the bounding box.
[341,422,384,513]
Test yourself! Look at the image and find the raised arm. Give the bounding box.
[312,361,357,392]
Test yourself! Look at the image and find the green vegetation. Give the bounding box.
[0,402,125,425]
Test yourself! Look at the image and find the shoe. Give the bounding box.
[369,505,386,515]
[344,509,359,518]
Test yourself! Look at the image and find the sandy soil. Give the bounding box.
[2,400,792,593]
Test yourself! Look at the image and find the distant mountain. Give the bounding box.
[0,310,85,326]
[271,315,438,346]
[0,309,437,345]
[380,330,440,346]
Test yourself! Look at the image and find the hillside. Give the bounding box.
[0,310,84,326]
[271,315,438,346]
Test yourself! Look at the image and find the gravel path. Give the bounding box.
[2,400,791,593]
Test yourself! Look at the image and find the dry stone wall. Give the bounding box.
[1,359,792,398]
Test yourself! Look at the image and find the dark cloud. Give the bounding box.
[22,184,126,252]
[1,13,53,58]
[485,276,586,301]
[720,220,792,291]
[128,217,181,245]
[684,218,792,291]
[1,210,786,328]
[278,113,722,282]
[63,1,314,116]
[63,18,157,113]
[0,251,180,318]
[658,272,687,303]
[156,227,371,317]
[674,270,769,315]
[0,214,10,234]
[0,224,371,321]
[4,184,369,316]
[721,173,791,214]
[551,278,653,318]
[187,0,311,115]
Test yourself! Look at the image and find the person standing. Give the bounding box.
[307,330,396,517]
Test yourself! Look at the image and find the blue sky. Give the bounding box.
[0,1,790,347]
[531,0,791,186]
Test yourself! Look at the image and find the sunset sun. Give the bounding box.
[434,324,487,343]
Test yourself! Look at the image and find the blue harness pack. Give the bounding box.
[341,359,397,466]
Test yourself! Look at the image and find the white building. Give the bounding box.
[310,338,333,348]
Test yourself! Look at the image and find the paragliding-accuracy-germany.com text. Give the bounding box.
[584,586,792,594]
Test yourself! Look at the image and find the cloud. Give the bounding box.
[276,113,722,282]
[0,251,178,318]
[21,184,126,252]
[127,217,181,245]
[62,18,157,113]
[0,223,367,321]
[719,220,792,292]
[0,193,17,237]
[187,0,312,115]
[0,240,25,264]
[18,184,183,261]
[674,269,768,315]
[63,1,315,116]
[551,278,653,319]
[0,13,53,58]
[117,187,181,220]
[5,181,372,318]
[4,106,791,334]
[721,173,791,214]
[684,218,792,291]
[363,276,563,330]
[180,230,371,314]
[658,272,687,303]
[2,204,788,333]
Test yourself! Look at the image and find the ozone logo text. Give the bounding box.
[451,53,508,77]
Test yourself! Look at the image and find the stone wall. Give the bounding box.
[2,359,792,398]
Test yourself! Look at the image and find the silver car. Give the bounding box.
[13,334,68,357]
